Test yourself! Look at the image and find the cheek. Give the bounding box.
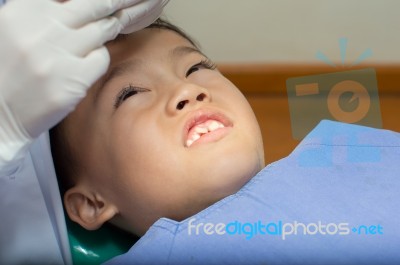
[110,115,159,170]
[107,122,191,221]
[107,112,183,195]
[213,77,259,128]
[216,80,264,162]
[193,72,263,153]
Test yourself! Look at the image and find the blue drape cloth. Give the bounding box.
[106,120,400,265]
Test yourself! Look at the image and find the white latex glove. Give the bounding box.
[0,0,168,174]
[117,0,169,34]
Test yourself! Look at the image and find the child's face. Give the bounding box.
[63,28,264,235]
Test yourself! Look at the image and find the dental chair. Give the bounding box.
[66,218,136,264]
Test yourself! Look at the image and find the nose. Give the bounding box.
[166,83,211,115]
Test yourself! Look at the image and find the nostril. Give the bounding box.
[196,93,206,102]
[176,100,188,110]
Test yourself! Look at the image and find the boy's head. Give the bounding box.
[51,19,264,236]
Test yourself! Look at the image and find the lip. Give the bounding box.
[183,109,233,148]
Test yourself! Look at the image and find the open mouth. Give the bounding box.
[184,110,233,148]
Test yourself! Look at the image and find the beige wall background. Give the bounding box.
[164,0,400,64]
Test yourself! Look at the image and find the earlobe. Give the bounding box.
[64,186,118,230]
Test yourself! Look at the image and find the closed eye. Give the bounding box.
[186,59,217,77]
[114,84,149,109]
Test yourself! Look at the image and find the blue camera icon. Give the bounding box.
[286,68,382,140]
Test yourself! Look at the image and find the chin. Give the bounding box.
[195,141,263,203]
[213,157,260,197]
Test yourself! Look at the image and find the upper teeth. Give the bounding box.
[186,120,225,147]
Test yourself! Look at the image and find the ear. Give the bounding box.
[64,186,118,230]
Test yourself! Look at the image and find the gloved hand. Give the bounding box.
[0,0,168,174]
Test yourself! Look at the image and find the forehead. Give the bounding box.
[106,28,197,66]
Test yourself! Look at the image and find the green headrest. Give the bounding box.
[66,218,138,265]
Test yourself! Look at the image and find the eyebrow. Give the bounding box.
[169,45,206,60]
[93,45,206,104]
[94,59,142,103]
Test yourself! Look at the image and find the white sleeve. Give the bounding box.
[0,133,72,265]
[0,92,33,176]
